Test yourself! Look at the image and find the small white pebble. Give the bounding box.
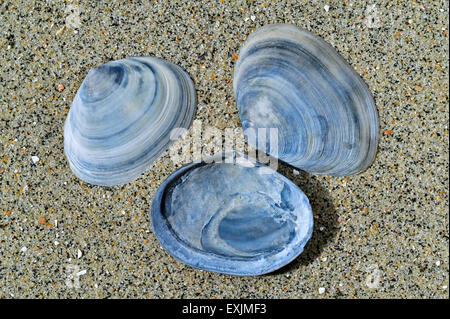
[14,169,18,173]
[76,269,86,276]
[55,220,58,227]
[443,285,447,290]
[31,156,39,164]
[121,210,126,215]
[318,287,326,294]
[319,226,325,231]
[54,240,59,246]
[324,5,330,12]
[250,15,256,21]
[436,260,440,266]
[20,246,27,253]
[244,17,249,22]
[293,169,300,175]
[94,283,98,288]
[321,257,327,262]
[77,249,82,259]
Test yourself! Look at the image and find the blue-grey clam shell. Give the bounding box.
[150,153,313,276]
[234,24,379,176]
[64,57,196,186]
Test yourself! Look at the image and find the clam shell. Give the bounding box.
[150,152,313,276]
[234,24,379,176]
[64,57,196,186]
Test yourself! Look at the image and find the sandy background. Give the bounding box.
[0,0,448,298]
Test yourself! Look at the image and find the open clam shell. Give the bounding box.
[234,24,379,176]
[150,152,313,276]
[64,57,196,186]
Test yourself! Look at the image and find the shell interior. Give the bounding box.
[151,154,313,276]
